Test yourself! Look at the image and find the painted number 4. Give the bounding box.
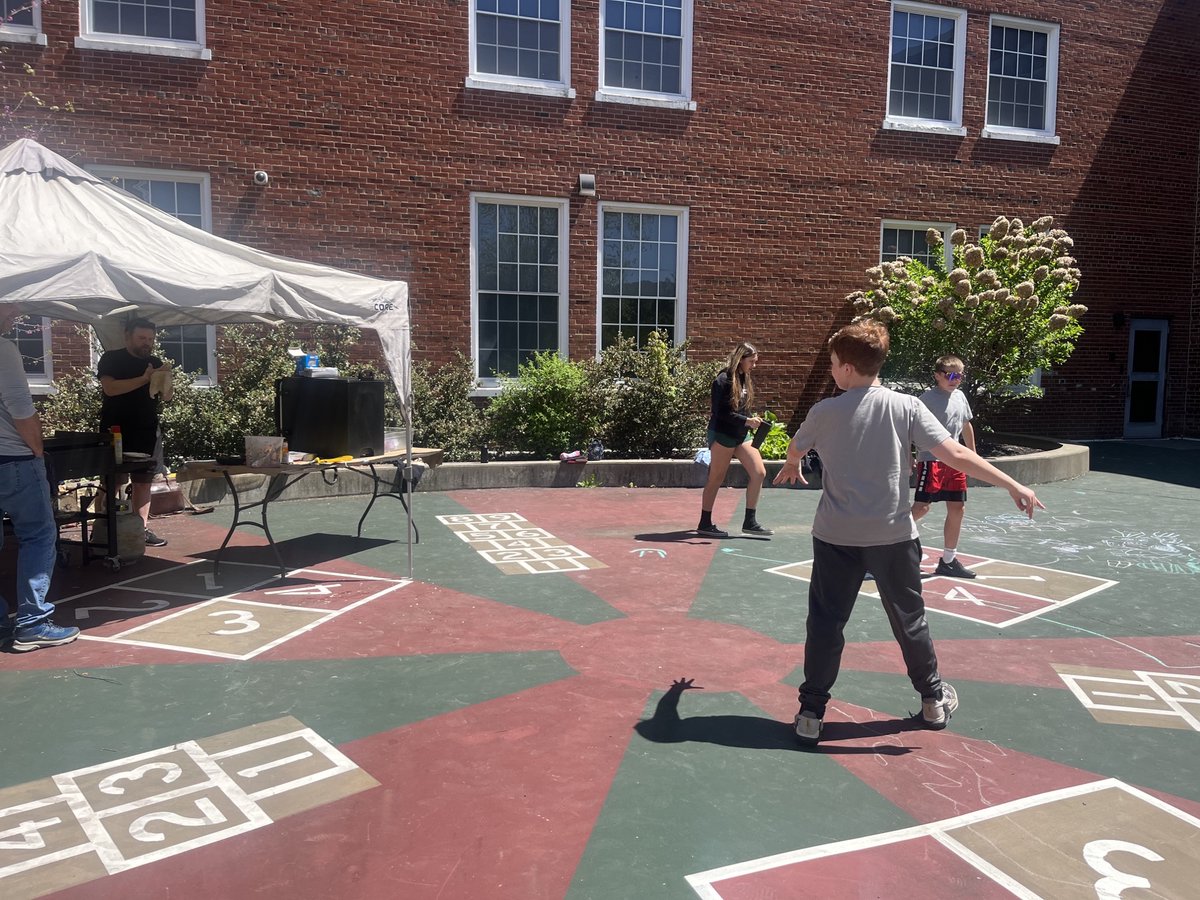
[1084,839,1163,899]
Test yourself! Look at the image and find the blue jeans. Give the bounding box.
[0,456,57,634]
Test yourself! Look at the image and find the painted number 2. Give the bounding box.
[129,797,227,843]
[1083,839,1163,899]
[208,609,260,635]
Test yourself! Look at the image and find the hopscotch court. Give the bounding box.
[766,545,1117,627]
[54,560,410,660]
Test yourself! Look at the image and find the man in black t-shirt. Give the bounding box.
[97,318,169,547]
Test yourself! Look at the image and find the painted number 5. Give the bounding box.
[1083,839,1163,899]
[208,609,260,635]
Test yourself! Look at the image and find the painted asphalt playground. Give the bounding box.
[1,440,1198,899]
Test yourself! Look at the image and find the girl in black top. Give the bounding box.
[697,342,772,537]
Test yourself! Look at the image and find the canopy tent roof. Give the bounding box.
[0,138,410,408]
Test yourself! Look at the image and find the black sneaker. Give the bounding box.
[696,523,729,538]
[742,523,774,536]
[144,529,168,547]
[935,558,976,579]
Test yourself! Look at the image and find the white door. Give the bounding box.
[1124,319,1168,438]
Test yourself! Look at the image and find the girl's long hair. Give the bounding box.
[726,342,757,412]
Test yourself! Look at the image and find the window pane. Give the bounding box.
[600,211,681,349]
[888,10,956,122]
[475,0,561,82]
[476,201,560,377]
[882,225,943,270]
[1,317,47,376]
[91,0,198,41]
[603,0,685,95]
[2,0,35,25]
[985,24,1052,131]
[97,170,213,373]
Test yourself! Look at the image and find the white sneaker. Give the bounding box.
[794,710,823,745]
[922,683,959,730]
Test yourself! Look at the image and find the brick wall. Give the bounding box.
[7,0,1198,439]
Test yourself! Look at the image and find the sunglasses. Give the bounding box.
[938,371,964,382]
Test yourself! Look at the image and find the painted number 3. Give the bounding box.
[1083,839,1163,899]
[208,609,260,635]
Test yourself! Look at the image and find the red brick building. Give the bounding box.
[3,0,1197,438]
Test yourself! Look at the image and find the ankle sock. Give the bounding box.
[943,548,957,563]
[743,507,758,527]
[699,510,714,529]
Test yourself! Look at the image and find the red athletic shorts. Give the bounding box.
[913,460,967,503]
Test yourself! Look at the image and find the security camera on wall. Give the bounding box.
[253,170,270,186]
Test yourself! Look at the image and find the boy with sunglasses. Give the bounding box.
[912,355,976,578]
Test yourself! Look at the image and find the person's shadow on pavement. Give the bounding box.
[634,678,917,755]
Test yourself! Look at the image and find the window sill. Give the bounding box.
[980,127,1060,145]
[594,90,696,111]
[29,381,57,396]
[74,35,212,60]
[464,76,575,100]
[470,383,503,398]
[883,118,967,137]
[0,30,48,46]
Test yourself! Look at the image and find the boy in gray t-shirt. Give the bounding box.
[913,355,977,578]
[774,321,1044,746]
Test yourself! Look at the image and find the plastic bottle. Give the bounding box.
[111,425,123,464]
[280,439,289,464]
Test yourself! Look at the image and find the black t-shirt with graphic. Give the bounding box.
[98,348,162,453]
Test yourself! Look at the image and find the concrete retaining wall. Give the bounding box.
[176,435,1088,508]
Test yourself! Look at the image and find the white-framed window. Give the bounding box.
[471,194,569,387]
[596,0,695,110]
[1,0,47,45]
[76,0,212,60]
[90,165,218,384]
[881,220,953,270]
[982,15,1060,144]
[0,316,54,390]
[884,1,967,136]
[466,0,575,99]
[597,203,688,350]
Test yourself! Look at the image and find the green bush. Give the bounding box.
[486,350,604,459]
[755,410,791,461]
[849,215,1086,424]
[410,352,487,462]
[594,332,717,458]
[37,326,721,466]
[38,323,364,465]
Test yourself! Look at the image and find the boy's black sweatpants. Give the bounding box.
[799,536,942,718]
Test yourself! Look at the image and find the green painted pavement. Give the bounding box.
[567,688,915,900]
[0,651,574,788]
[830,672,1200,804]
[203,492,626,625]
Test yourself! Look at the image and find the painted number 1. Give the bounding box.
[1083,839,1163,899]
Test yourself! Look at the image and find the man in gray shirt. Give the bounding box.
[774,320,1043,746]
[0,303,80,652]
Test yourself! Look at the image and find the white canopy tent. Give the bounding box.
[0,138,418,576]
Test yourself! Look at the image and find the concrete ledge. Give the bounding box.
[966,435,1090,487]
[177,435,1088,507]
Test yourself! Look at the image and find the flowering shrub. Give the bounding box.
[846,215,1087,423]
